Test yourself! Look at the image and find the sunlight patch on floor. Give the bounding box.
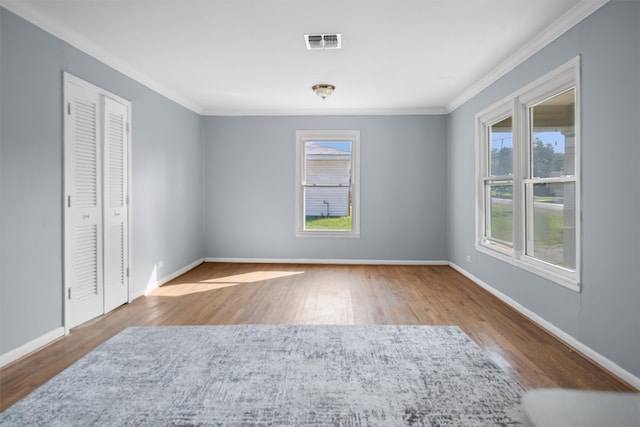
[151,271,305,296]
[201,271,304,284]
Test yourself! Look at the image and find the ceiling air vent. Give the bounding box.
[305,33,342,50]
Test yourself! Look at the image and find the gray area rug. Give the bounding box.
[1,325,523,426]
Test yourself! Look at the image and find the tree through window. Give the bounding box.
[476,57,580,290]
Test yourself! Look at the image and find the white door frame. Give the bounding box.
[63,72,132,333]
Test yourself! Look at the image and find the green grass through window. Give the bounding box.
[305,214,352,231]
[491,204,564,246]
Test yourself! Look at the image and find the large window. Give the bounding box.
[476,57,580,290]
[296,130,360,237]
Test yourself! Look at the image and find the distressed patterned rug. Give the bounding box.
[0,325,523,426]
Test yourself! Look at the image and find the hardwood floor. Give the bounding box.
[0,263,635,411]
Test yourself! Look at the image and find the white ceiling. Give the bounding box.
[1,0,607,115]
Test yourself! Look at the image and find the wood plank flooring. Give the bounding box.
[0,263,635,411]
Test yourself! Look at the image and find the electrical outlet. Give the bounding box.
[158,260,164,268]
[466,255,471,263]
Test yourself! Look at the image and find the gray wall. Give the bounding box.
[1,1,638,382]
[447,0,640,378]
[203,116,448,262]
[0,8,204,354]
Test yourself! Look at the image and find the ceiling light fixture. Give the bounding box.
[312,84,335,100]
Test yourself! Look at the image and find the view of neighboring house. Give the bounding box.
[304,142,352,217]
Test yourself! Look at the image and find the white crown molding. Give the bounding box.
[0,1,203,115]
[446,0,610,113]
[0,0,443,118]
[1,0,609,117]
[200,107,448,117]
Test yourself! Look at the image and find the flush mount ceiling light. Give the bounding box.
[305,34,342,50]
[312,84,335,100]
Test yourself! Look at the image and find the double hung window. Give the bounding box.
[296,130,360,237]
[476,57,580,289]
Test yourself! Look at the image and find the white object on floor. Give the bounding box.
[522,389,640,427]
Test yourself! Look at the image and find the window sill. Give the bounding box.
[476,243,580,292]
[296,230,360,238]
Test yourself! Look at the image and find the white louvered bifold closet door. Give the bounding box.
[103,96,129,312]
[64,81,104,328]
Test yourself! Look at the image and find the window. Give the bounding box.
[476,57,580,290]
[296,130,360,237]
[484,109,514,250]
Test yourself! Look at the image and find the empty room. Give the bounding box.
[0,0,638,425]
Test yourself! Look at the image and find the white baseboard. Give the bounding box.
[7,260,635,389]
[129,287,146,301]
[2,259,205,368]
[0,327,65,368]
[130,258,204,299]
[204,257,449,266]
[132,258,205,298]
[449,262,640,390]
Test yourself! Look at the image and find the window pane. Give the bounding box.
[529,182,576,269]
[531,88,575,178]
[304,186,352,230]
[304,141,352,185]
[489,116,513,176]
[303,141,353,231]
[487,182,513,245]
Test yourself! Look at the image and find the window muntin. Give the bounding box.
[476,57,580,290]
[296,131,360,237]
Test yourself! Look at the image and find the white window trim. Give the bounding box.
[475,57,581,291]
[295,130,360,238]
